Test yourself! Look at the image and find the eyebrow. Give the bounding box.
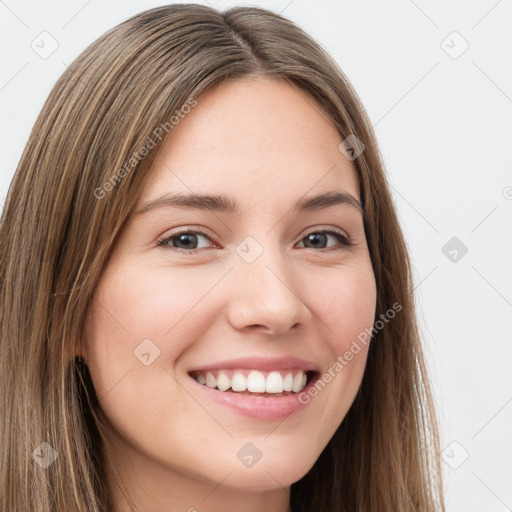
[134,190,363,216]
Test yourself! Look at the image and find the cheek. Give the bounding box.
[82,264,216,452]
[85,263,220,368]
[307,261,377,354]
[299,261,376,424]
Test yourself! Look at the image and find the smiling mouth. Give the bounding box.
[188,368,317,397]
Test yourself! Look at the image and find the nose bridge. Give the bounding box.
[226,234,310,333]
[235,234,289,291]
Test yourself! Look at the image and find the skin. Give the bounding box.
[81,77,377,512]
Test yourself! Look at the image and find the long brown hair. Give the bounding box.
[0,4,444,511]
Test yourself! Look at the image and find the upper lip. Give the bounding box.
[187,356,320,374]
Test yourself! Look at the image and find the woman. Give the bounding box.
[0,4,444,511]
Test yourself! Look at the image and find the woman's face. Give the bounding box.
[83,77,377,508]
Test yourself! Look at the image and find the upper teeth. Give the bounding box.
[192,369,308,394]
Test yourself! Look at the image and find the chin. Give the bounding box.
[218,443,319,491]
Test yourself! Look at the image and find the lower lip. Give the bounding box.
[189,374,318,421]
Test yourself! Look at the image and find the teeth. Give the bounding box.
[216,372,231,392]
[205,372,217,388]
[292,372,304,392]
[265,371,284,393]
[283,373,293,391]
[192,369,309,394]
[247,370,266,392]
[231,372,247,392]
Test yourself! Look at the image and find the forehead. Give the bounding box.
[139,77,360,210]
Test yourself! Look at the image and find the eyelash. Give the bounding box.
[156,226,354,255]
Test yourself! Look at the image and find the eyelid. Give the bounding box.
[301,225,349,239]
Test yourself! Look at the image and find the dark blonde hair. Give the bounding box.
[0,4,444,511]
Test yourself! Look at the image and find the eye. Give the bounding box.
[156,228,216,254]
[156,226,354,255]
[297,228,354,251]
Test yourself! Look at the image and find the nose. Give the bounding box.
[226,244,312,336]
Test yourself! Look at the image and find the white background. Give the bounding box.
[1,1,511,510]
